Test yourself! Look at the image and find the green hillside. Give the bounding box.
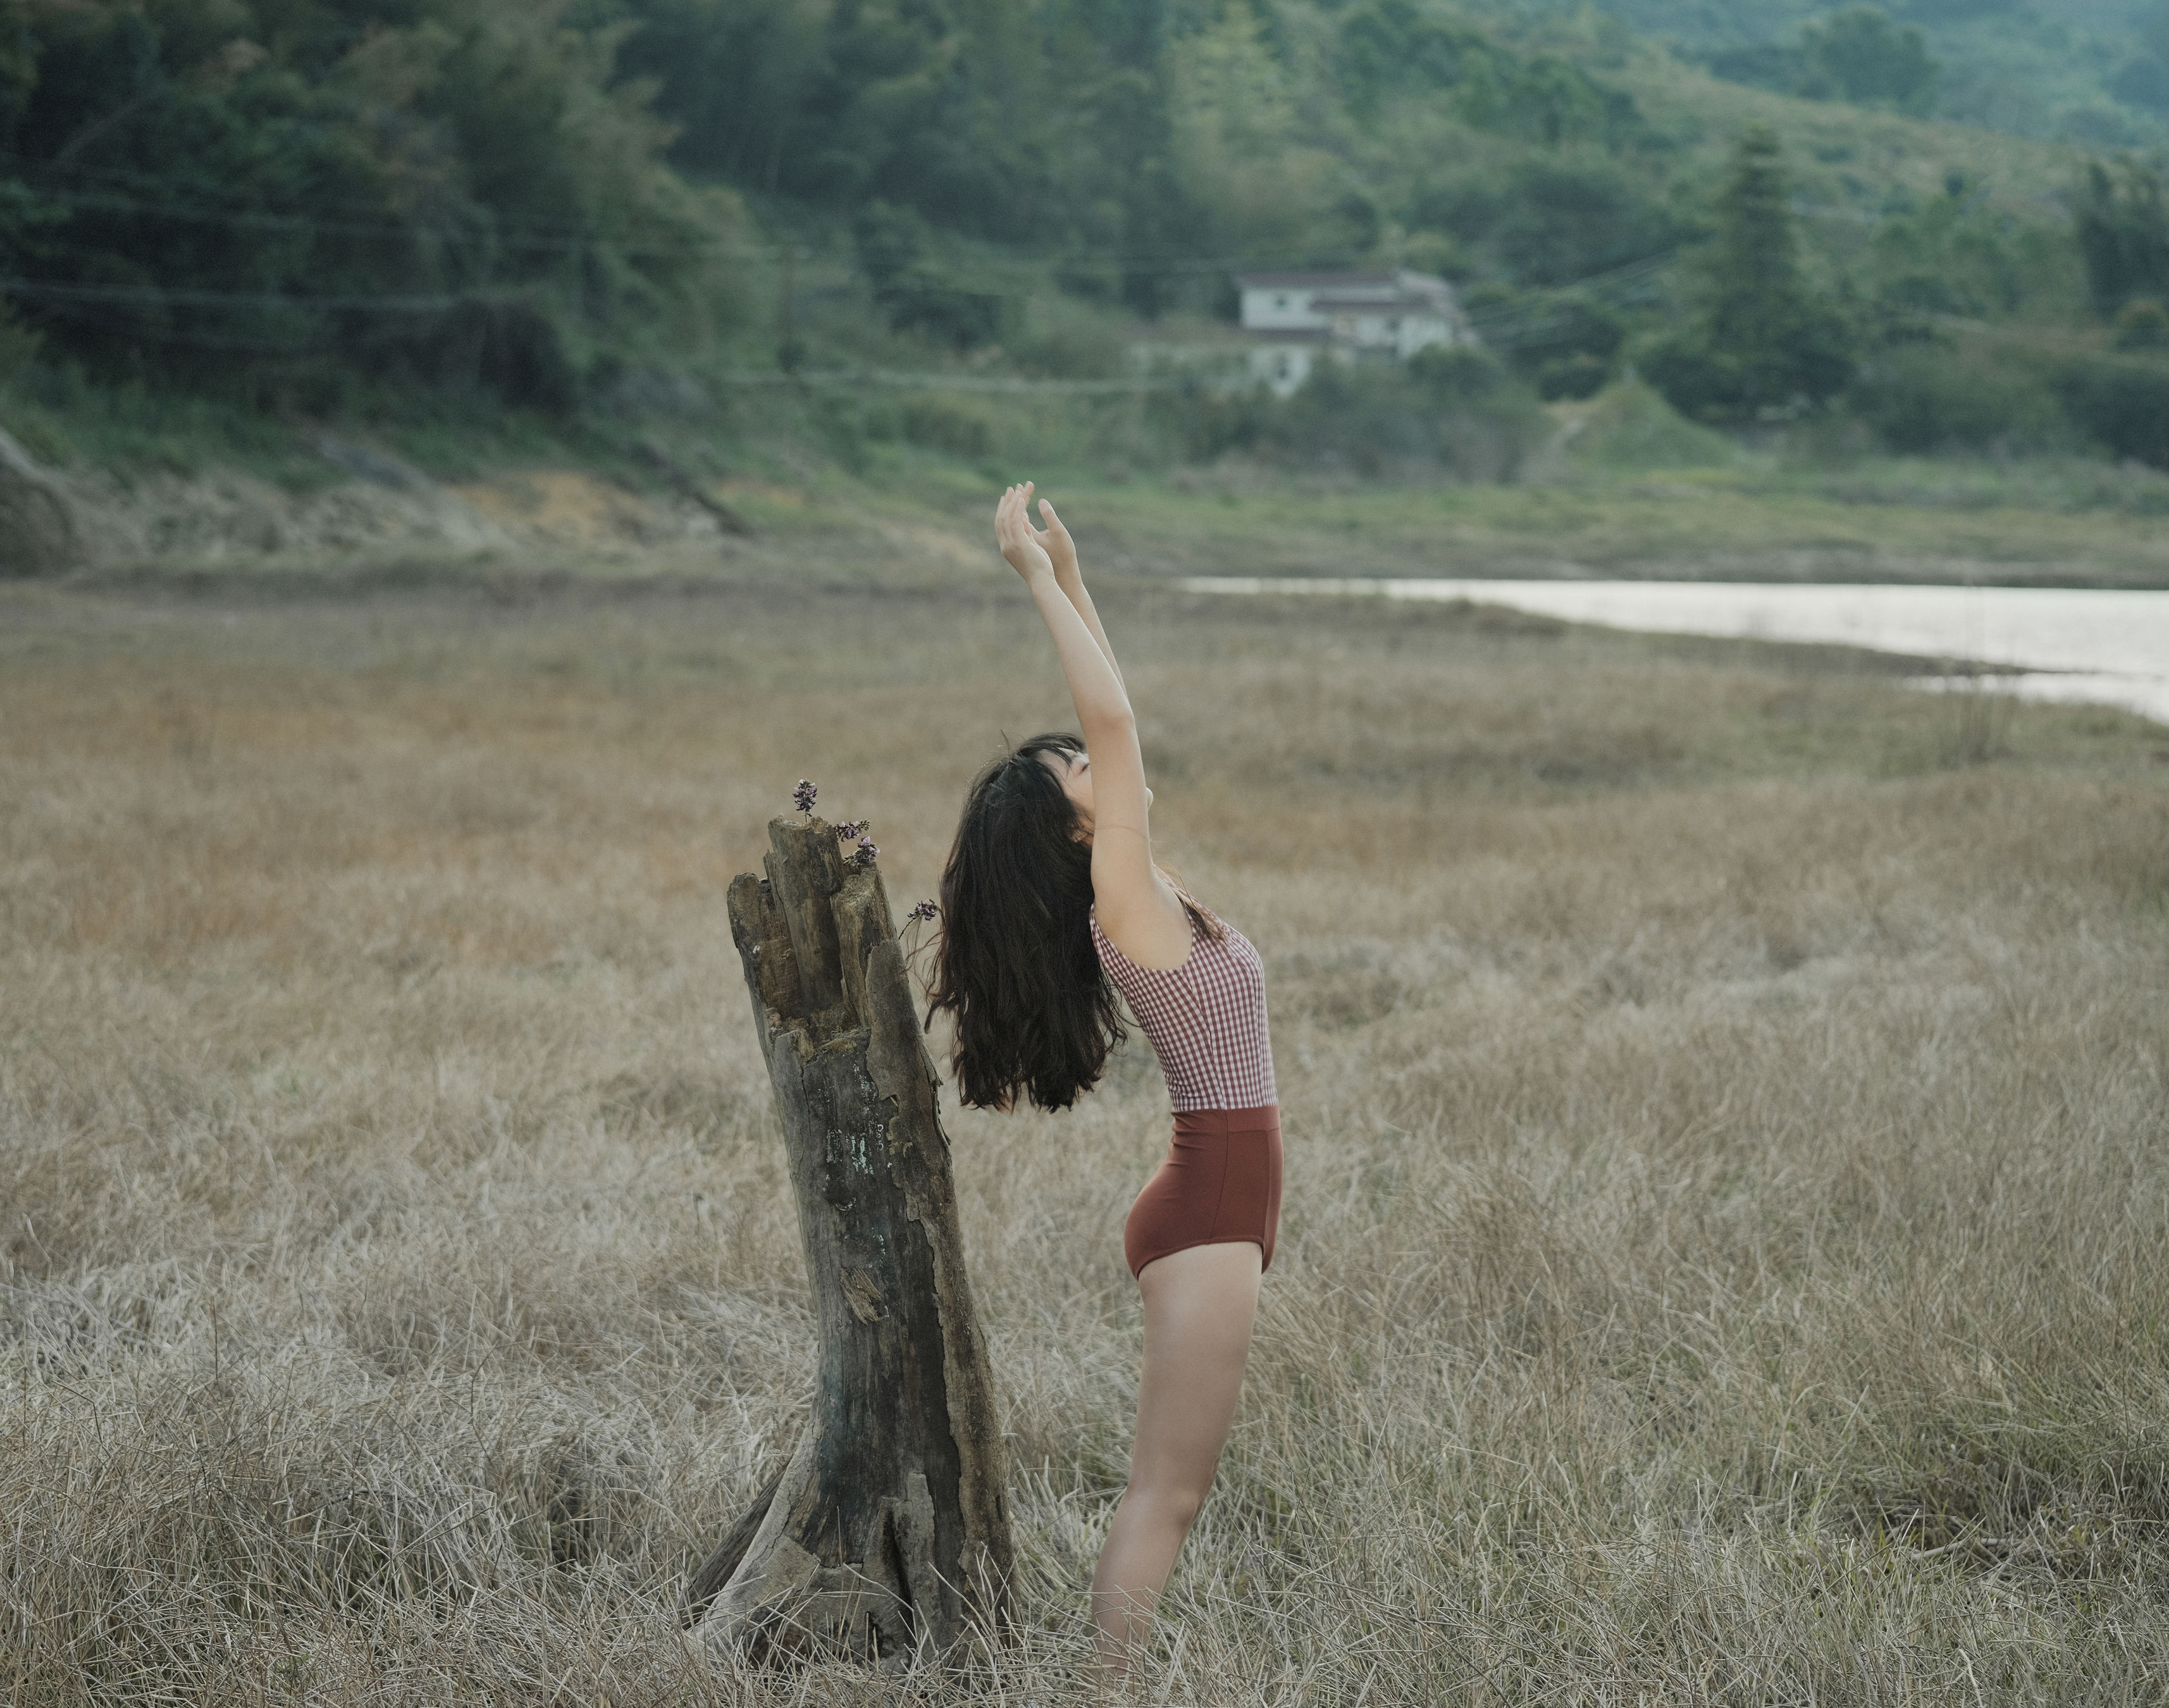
[1526,0,2169,151]
[1,0,2166,505]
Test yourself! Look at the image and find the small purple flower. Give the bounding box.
[851,836,879,870]
[907,900,938,924]
[793,779,817,817]
[832,819,868,841]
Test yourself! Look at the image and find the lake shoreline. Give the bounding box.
[1181,576,2169,726]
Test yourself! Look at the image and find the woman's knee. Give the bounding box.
[1125,1476,1209,1533]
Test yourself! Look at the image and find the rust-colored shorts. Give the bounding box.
[1124,1104,1283,1278]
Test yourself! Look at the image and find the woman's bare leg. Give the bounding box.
[1091,1240,1263,1678]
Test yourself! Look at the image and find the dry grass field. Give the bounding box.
[4,568,2168,1705]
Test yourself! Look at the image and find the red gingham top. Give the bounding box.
[1090,906,1278,1113]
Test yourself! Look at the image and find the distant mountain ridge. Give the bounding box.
[1482,0,2169,149]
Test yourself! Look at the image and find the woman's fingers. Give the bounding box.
[996,483,1044,572]
[997,482,1063,576]
[1039,498,1072,547]
[996,483,1030,538]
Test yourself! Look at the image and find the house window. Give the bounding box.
[1274,294,1290,310]
[1276,353,1292,378]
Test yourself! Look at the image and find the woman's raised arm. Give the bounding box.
[1023,488,1123,687]
[994,484,1188,963]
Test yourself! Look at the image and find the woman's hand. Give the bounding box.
[1034,489,1080,582]
[995,481,1077,582]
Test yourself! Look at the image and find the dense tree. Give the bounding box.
[1408,159,1682,287]
[852,202,1009,348]
[1865,174,2032,327]
[1644,127,1853,420]
[2073,156,2169,317]
[2111,0,2169,108]
[615,0,1204,311]
[1798,7,1937,115]
[1165,2,1347,268]
[1508,293,1628,398]
[1702,6,1937,118]
[1338,1,1645,152]
[0,0,739,401]
[1337,0,1493,118]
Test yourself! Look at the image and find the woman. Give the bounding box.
[928,482,1282,1674]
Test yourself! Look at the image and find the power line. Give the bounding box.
[0,176,753,261]
[724,368,1183,394]
[0,148,1727,294]
[0,275,466,312]
[0,158,1253,268]
[0,244,1679,319]
[8,155,1632,278]
[0,225,1689,381]
[0,156,1414,271]
[1459,251,1678,349]
[0,152,737,253]
[0,178,1373,275]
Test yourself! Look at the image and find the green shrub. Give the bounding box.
[1151,383,1273,464]
[898,397,996,459]
[1276,358,1544,479]
[1011,314,1127,380]
[6,412,73,467]
[381,301,582,416]
[2113,299,2169,350]
[1536,353,1612,400]
[1850,347,2072,454]
[1557,379,1738,469]
[1640,333,1741,421]
[1407,343,1513,402]
[854,205,1012,352]
[2053,354,2169,467]
[1151,352,1542,480]
[1499,293,1625,392]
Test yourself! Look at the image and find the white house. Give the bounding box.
[1234,270,1474,395]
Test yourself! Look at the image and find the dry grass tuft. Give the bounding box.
[3,577,2166,1704]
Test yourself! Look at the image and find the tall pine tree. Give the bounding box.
[1647,127,1853,421]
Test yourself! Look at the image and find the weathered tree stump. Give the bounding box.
[689,815,1012,1661]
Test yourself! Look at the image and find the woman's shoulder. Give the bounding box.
[1090,889,1196,974]
[1090,902,1197,977]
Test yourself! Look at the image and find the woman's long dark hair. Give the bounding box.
[927,734,1122,1111]
[929,732,1223,1111]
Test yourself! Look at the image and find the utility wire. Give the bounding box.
[0,177,744,260]
[0,247,1679,320]
[724,368,1183,394]
[0,174,1390,273]
[1,154,1843,276]
[0,275,467,311]
[0,159,1328,269]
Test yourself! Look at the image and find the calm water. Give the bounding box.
[1181,578,2169,726]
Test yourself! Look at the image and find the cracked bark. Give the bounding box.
[687,815,1012,1661]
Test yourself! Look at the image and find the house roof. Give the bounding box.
[1123,320,1252,343]
[1309,292,1455,314]
[1235,271,1399,290]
